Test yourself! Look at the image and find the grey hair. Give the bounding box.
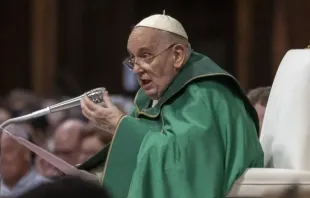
[162,31,192,57]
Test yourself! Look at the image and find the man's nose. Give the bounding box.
[132,63,142,73]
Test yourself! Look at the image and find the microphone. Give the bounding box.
[0,87,106,129]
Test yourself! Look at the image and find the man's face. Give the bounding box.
[53,126,82,165]
[0,134,29,181]
[127,27,178,100]
[254,103,266,129]
[54,135,81,165]
[79,135,104,163]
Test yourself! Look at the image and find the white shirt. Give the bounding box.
[0,168,50,197]
[152,100,158,107]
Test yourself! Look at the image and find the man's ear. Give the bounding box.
[172,44,186,69]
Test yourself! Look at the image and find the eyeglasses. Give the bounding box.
[123,44,176,70]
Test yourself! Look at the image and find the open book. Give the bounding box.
[0,128,98,183]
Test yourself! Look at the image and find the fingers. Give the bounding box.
[82,94,99,111]
[103,91,113,107]
[81,98,95,119]
[81,103,94,120]
[81,95,110,122]
[80,91,117,134]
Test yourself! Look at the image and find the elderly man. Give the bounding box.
[53,119,85,165]
[0,124,49,197]
[79,14,263,198]
[40,119,85,177]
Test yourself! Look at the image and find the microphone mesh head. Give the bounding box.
[86,88,106,104]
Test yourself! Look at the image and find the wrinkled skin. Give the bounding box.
[127,27,188,100]
[81,27,190,134]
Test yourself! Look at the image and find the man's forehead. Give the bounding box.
[127,27,164,52]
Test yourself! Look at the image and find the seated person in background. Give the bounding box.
[53,119,85,165]
[16,176,110,198]
[22,104,50,147]
[41,99,67,128]
[0,124,50,197]
[39,119,85,178]
[35,135,57,178]
[247,86,271,133]
[79,126,105,164]
[16,104,50,179]
[5,89,37,117]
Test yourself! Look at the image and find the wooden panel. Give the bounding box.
[271,0,289,76]
[286,0,310,48]
[81,0,122,94]
[250,0,274,89]
[234,0,254,90]
[31,0,58,97]
[0,0,31,94]
[56,0,84,96]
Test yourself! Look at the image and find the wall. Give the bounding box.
[0,0,309,97]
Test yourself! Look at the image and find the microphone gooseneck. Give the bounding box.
[0,107,51,130]
[0,87,106,129]
[49,88,105,113]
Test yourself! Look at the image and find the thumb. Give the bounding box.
[103,91,113,107]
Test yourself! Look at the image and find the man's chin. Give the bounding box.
[143,89,159,100]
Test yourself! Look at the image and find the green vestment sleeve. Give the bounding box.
[106,81,263,198]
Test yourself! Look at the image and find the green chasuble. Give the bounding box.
[78,52,264,198]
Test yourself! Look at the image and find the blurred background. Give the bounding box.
[1,0,309,97]
[0,0,309,196]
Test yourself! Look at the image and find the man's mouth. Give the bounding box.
[141,79,153,90]
[141,79,152,85]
